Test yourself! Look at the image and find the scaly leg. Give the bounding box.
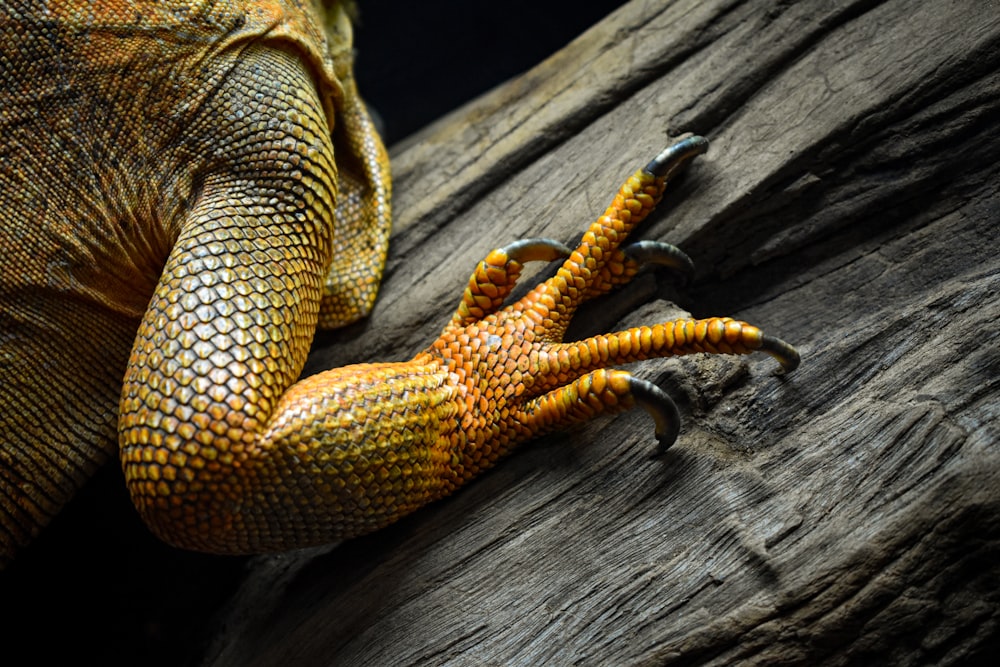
[123,132,799,553]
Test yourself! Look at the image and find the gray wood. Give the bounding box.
[202,0,1000,664]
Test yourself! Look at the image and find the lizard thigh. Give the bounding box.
[118,44,347,552]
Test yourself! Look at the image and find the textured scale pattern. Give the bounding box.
[0,3,798,565]
[0,0,391,565]
[123,136,798,552]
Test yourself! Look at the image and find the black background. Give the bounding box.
[354,1,629,145]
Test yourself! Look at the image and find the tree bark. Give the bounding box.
[202,1,1000,664]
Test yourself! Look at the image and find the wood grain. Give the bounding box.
[203,1,1000,664]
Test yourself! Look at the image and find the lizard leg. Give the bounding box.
[122,118,798,554]
[119,44,404,552]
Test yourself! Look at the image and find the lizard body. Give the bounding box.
[0,0,391,564]
[0,1,797,566]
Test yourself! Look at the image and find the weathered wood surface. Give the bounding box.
[201,0,1000,664]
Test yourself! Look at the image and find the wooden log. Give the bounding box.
[200,0,1000,665]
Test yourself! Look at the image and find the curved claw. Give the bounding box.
[629,377,682,455]
[502,238,572,264]
[645,135,710,179]
[760,335,801,373]
[623,240,696,283]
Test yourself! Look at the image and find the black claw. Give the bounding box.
[760,335,801,373]
[624,240,696,284]
[645,135,710,179]
[629,377,682,455]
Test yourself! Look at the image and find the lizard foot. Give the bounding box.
[422,135,799,461]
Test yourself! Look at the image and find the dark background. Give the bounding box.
[0,3,628,666]
[354,1,629,145]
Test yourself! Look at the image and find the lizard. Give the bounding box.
[0,0,799,566]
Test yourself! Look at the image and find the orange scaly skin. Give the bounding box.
[0,3,798,564]
[0,0,391,565]
[124,136,799,551]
